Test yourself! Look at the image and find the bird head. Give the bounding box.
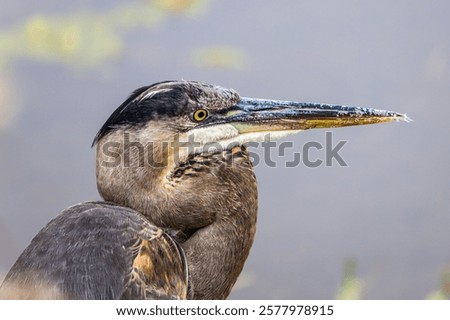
[93,80,407,157]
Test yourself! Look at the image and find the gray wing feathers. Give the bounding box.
[0,202,189,299]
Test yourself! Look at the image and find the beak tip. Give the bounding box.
[394,113,413,123]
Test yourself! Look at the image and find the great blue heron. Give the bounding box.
[0,80,407,299]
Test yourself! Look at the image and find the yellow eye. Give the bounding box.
[193,109,208,122]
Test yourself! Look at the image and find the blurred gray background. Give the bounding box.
[0,0,449,299]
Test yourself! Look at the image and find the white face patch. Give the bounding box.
[182,124,302,154]
[219,129,303,147]
[188,124,239,145]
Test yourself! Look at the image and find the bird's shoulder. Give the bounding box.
[0,201,190,300]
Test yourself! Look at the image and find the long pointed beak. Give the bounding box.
[221,97,409,134]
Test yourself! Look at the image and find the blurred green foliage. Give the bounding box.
[0,0,213,69]
[426,268,450,300]
[0,0,242,131]
[336,257,364,299]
